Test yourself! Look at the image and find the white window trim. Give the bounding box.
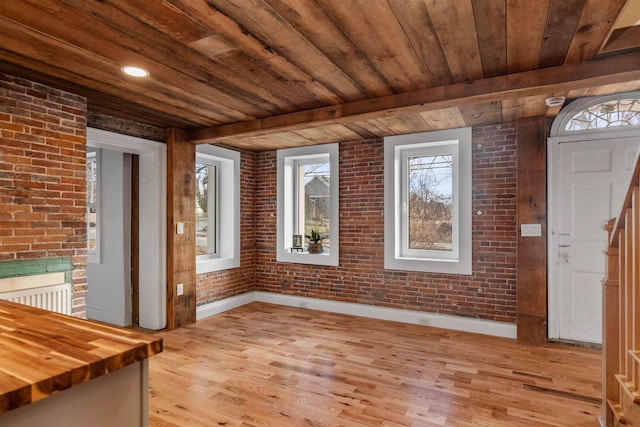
[86,147,101,264]
[277,143,339,266]
[195,144,240,274]
[384,128,472,275]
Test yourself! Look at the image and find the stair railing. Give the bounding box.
[603,151,640,426]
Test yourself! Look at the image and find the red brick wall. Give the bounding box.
[0,73,518,324]
[0,73,88,316]
[196,150,256,303]
[254,124,517,323]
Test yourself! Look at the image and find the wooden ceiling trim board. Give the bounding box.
[317,1,430,93]
[316,124,366,141]
[356,119,396,136]
[188,52,640,143]
[387,0,454,87]
[55,0,291,115]
[208,135,260,151]
[0,20,234,126]
[292,124,362,144]
[506,0,550,73]
[169,0,344,104]
[564,0,628,63]
[263,0,393,98]
[372,114,434,136]
[417,107,467,131]
[252,129,312,148]
[86,100,201,129]
[568,80,640,99]
[424,0,484,82]
[472,0,507,78]
[289,128,332,144]
[538,0,587,68]
[106,0,213,44]
[205,49,336,113]
[600,26,640,55]
[207,0,366,102]
[189,35,236,58]
[501,95,549,123]
[459,101,503,127]
[342,123,381,140]
[87,112,166,142]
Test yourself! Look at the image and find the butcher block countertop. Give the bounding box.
[0,299,163,414]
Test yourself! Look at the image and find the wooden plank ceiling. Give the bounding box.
[1,0,639,151]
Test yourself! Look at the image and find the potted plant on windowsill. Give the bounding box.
[306,229,323,254]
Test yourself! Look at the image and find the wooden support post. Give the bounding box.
[166,128,196,329]
[516,116,547,344]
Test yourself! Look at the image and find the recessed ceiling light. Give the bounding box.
[121,66,149,78]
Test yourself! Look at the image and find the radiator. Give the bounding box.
[0,282,72,315]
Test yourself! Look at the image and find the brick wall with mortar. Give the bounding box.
[254,123,517,323]
[0,72,519,323]
[0,73,88,317]
[196,150,256,304]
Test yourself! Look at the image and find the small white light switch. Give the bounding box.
[176,222,184,235]
[176,283,184,296]
[521,224,542,237]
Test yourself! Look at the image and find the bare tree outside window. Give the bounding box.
[195,161,216,256]
[408,154,453,251]
[86,151,98,253]
[300,162,330,251]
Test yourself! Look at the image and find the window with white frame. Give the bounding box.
[384,128,472,274]
[86,147,100,263]
[195,144,240,273]
[277,143,339,266]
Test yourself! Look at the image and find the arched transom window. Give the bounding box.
[551,92,640,137]
[565,98,640,131]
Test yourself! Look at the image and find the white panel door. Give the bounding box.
[556,138,638,343]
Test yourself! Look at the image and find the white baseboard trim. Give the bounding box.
[196,291,517,339]
[196,292,257,320]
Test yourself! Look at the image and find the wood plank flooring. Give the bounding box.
[148,302,602,426]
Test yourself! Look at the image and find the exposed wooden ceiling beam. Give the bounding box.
[188,51,640,144]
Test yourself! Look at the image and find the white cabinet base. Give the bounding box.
[0,360,149,427]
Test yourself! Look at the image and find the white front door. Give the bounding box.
[551,137,638,343]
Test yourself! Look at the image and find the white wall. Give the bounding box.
[86,150,132,326]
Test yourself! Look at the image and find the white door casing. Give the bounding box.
[86,128,167,330]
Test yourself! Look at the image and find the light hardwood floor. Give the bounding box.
[148,302,602,426]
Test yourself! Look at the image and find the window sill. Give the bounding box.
[196,256,240,274]
[384,256,471,275]
[277,250,337,266]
